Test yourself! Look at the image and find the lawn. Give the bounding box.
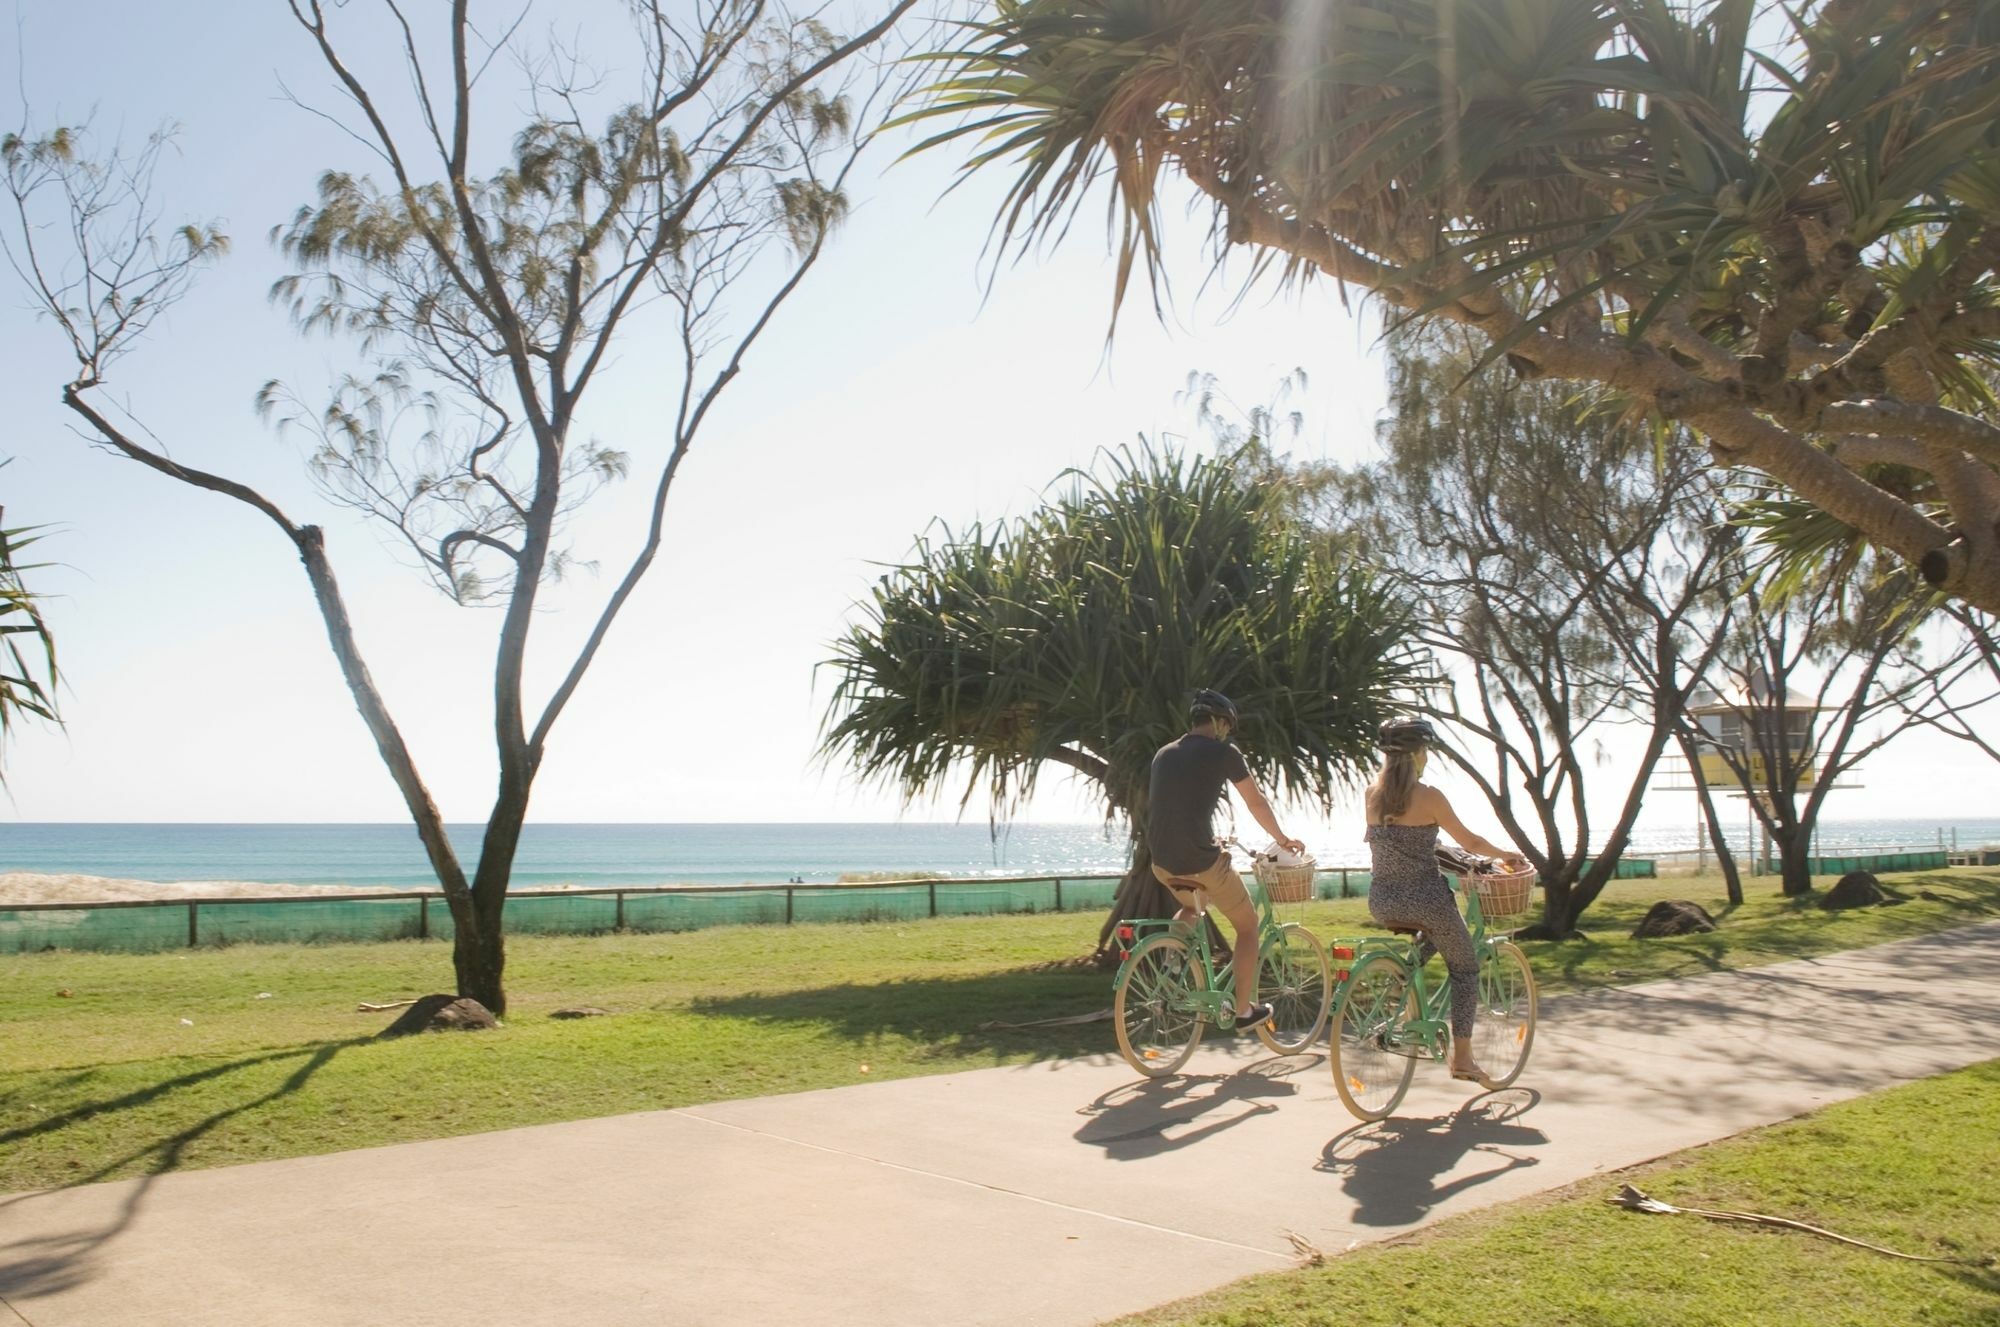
[1,867,1995,1194]
[1111,1058,2000,1327]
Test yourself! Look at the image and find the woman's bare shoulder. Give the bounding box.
[1398,783,1445,824]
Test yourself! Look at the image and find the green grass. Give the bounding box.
[0,868,1995,1195]
[1110,1059,2000,1327]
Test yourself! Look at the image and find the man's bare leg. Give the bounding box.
[1220,897,1264,1022]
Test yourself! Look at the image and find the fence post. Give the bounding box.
[1054,878,1063,912]
[785,887,794,924]
[929,881,937,917]
[419,895,429,940]
[615,891,626,932]
[188,901,199,949]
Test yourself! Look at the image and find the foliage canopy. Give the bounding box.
[822,445,1419,835]
[907,0,2000,615]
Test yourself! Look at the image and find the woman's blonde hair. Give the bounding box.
[1366,749,1422,823]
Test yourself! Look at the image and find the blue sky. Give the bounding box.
[0,1,1989,845]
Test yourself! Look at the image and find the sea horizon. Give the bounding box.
[4,817,1996,891]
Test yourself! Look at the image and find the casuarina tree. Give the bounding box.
[821,444,1418,961]
[1277,332,1741,937]
[0,1,921,1012]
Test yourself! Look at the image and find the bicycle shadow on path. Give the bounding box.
[1072,1054,1323,1162]
[1316,1090,1549,1228]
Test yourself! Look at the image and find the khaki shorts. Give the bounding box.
[1152,855,1252,914]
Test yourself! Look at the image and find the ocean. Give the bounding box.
[3,817,1997,891]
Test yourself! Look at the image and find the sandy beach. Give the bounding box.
[0,873,434,906]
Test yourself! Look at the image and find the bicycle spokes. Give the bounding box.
[1113,935,1206,1078]
[1470,942,1538,1090]
[1330,956,1417,1120]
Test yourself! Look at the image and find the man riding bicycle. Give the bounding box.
[1148,689,1307,1032]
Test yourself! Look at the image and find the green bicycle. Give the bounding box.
[1327,865,1539,1121]
[1109,849,1332,1078]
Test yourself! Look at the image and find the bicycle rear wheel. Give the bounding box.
[1469,941,1537,1088]
[1330,953,1417,1121]
[1113,934,1205,1078]
[1255,924,1331,1055]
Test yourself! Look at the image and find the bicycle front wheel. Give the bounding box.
[1469,941,1537,1088]
[1113,934,1205,1078]
[1255,923,1331,1055]
[1330,953,1417,1121]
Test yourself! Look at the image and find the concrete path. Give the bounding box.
[3,921,1997,1327]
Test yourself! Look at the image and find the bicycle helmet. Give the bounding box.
[1189,689,1240,726]
[1376,717,1438,753]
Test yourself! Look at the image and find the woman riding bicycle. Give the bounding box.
[1364,717,1527,1087]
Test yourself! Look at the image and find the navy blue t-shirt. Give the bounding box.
[1147,733,1250,875]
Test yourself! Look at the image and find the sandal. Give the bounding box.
[1450,1065,1497,1088]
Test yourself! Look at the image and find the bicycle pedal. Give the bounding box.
[1370,1034,1435,1060]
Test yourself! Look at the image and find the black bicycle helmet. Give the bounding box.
[1189,689,1240,726]
[1377,717,1438,753]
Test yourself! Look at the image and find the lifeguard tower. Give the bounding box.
[1658,670,1859,873]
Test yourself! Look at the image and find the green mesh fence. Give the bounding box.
[196,898,424,947]
[0,873,1172,954]
[1805,850,1947,875]
[932,879,1050,917]
[1055,877,1120,911]
[0,903,192,954]
[621,890,790,933]
[1317,869,1371,899]
[791,884,932,925]
[495,893,622,937]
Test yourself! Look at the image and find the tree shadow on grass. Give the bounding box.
[1315,1089,1548,1227]
[1943,1261,2000,1300]
[686,966,1111,1063]
[0,1036,367,1303]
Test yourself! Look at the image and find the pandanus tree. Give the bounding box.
[821,445,1418,960]
[0,479,58,780]
[906,0,2000,616]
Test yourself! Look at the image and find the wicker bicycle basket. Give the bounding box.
[1252,856,1317,904]
[1471,867,1537,928]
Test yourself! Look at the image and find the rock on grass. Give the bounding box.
[1630,900,1718,938]
[1820,872,1891,910]
[378,995,499,1037]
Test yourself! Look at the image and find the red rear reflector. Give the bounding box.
[1335,969,1350,981]
[1119,949,1131,962]
[1117,925,1135,941]
[1331,946,1354,960]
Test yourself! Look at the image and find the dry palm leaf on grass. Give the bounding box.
[1609,1184,1995,1267]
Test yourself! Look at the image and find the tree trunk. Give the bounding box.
[1519,859,1585,940]
[449,777,533,1014]
[1772,824,1815,897]
[1681,731,1743,904]
[451,918,507,1014]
